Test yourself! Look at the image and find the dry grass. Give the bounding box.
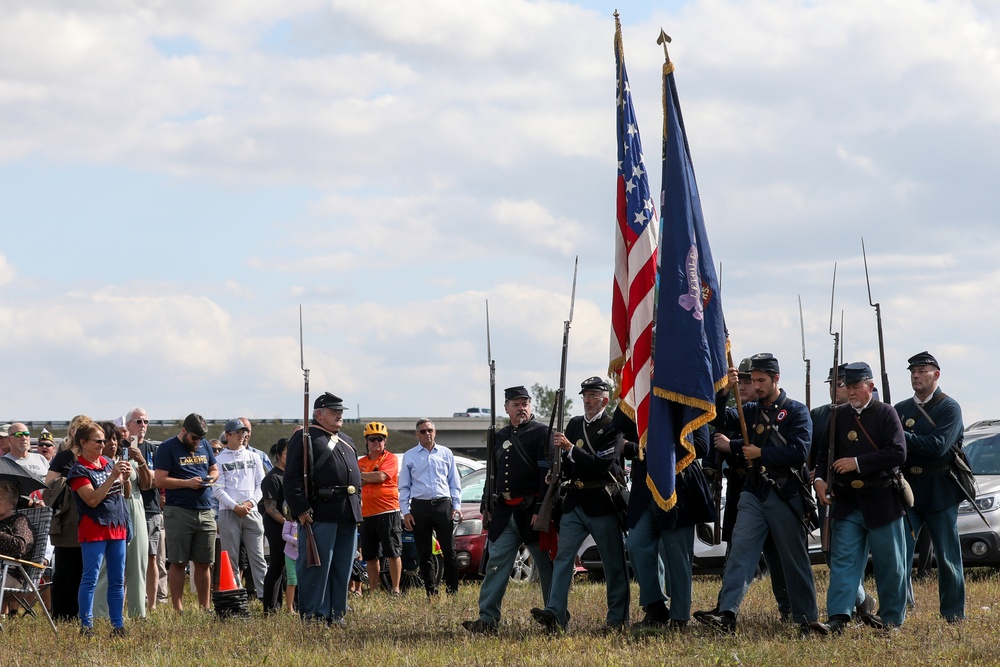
[2,567,1000,666]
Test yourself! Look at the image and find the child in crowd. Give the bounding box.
[280,508,298,613]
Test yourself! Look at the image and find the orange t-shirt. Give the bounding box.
[358,450,400,518]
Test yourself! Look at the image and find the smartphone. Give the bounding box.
[122,435,137,461]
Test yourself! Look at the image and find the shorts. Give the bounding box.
[284,556,297,586]
[146,513,163,556]
[163,506,216,565]
[360,511,402,561]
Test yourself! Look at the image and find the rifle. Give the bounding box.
[533,257,578,531]
[798,294,811,410]
[862,238,891,403]
[821,265,840,552]
[484,299,497,527]
[299,306,321,568]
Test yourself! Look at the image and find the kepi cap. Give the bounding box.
[737,357,753,378]
[314,392,348,411]
[843,362,874,385]
[750,353,779,374]
[907,351,940,370]
[825,363,848,384]
[504,386,531,401]
[579,376,610,394]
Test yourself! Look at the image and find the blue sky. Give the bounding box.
[1,0,998,426]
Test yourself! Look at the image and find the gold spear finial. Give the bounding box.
[657,28,672,64]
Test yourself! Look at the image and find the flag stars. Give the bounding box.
[632,164,645,178]
[625,179,637,194]
[633,210,647,225]
[627,123,637,137]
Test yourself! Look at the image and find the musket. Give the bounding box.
[299,306,321,568]
[798,294,811,410]
[484,299,497,527]
[862,238,891,404]
[821,265,840,552]
[533,257,578,531]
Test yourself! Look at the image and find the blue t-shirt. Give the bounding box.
[154,435,217,510]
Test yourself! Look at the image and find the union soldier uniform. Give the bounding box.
[704,357,790,621]
[894,351,966,621]
[534,377,629,631]
[699,353,819,632]
[284,393,362,625]
[815,362,908,631]
[465,386,553,632]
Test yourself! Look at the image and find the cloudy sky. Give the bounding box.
[1,0,998,426]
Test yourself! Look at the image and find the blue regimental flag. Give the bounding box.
[645,53,729,511]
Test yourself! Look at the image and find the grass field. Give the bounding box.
[2,567,999,666]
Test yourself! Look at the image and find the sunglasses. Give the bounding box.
[11,431,31,438]
[212,448,223,454]
[134,419,149,425]
[91,438,107,445]
[418,429,434,434]
[37,442,54,447]
[366,436,386,442]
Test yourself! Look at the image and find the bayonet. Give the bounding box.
[798,294,811,410]
[862,238,891,403]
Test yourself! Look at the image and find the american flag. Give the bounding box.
[608,16,658,449]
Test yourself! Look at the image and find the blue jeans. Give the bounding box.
[296,520,357,622]
[719,491,818,624]
[546,506,629,627]
[79,539,126,629]
[904,504,965,620]
[476,521,552,625]
[829,510,907,625]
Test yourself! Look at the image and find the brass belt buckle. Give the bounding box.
[910,466,923,474]
[573,481,585,490]
[347,485,357,495]
[850,480,864,489]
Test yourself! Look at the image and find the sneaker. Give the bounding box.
[462,619,499,635]
[79,626,94,638]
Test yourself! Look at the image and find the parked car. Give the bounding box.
[955,420,1000,568]
[453,408,492,418]
[453,455,486,478]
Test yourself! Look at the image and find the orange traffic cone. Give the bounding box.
[217,550,240,592]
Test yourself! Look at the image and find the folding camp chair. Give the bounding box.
[0,506,56,634]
